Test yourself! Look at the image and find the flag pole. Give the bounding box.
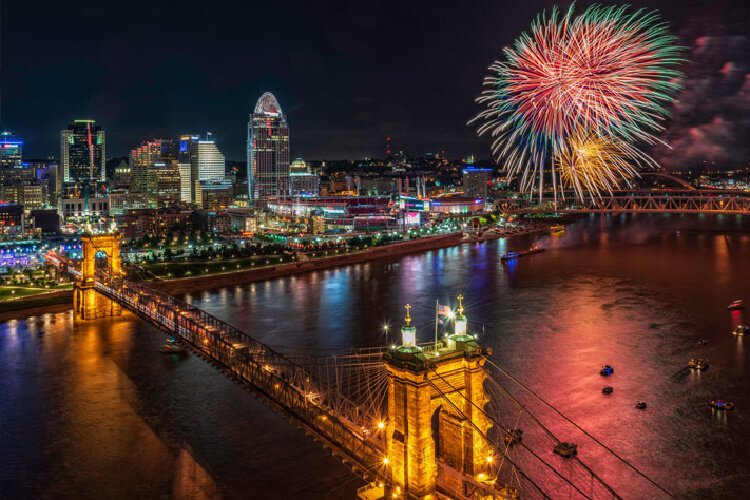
[435,299,439,346]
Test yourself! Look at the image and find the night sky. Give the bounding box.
[2,0,749,165]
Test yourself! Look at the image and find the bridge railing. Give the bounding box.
[63,261,389,480]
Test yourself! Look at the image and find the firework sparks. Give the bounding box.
[472,4,684,200]
[556,131,655,201]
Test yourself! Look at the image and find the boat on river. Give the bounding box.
[732,325,749,336]
[727,299,745,310]
[709,399,735,411]
[161,335,186,354]
[688,358,709,370]
[501,247,545,262]
[553,442,577,458]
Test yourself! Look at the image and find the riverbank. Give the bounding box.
[0,290,74,322]
[0,220,564,319]
[149,232,464,295]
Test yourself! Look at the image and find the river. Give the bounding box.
[2,214,749,498]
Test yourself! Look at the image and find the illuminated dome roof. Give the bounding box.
[254,92,282,116]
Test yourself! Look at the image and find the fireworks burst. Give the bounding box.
[472,4,684,200]
[556,131,655,200]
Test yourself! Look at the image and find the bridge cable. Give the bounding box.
[426,368,604,499]
[423,376,551,500]
[427,368,606,499]
[480,369,621,499]
[427,365,620,499]
[484,358,675,499]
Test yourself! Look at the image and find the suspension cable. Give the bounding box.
[424,377,550,499]
[427,365,620,499]
[484,357,674,498]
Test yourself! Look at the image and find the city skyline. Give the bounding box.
[1,0,748,166]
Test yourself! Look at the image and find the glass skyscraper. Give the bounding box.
[178,135,199,204]
[247,92,290,204]
[129,139,175,193]
[190,134,226,205]
[60,120,105,183]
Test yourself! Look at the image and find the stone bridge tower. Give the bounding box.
[74,233,124,320]
[383,297,493,499]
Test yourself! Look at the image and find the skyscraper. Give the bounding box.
[462,156,492,200]
[190,134,226,206]
[60,120,105,183]
[247,92,290,204]
[0,132,23,170]
[178,135,199,204]
[129,139,175,193]
[148,160,181,208]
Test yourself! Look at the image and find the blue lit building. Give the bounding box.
[462,157,492,199]
[0,132,23,170]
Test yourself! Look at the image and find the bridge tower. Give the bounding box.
[383,297,493,499]
[74,233,124,320]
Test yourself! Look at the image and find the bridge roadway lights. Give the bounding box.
[382,336,493,499]
[74,233,124,321]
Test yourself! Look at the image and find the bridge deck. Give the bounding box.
[49,254,387,485]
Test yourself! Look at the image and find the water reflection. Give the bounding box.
[2,214,749,497]
[186,214,750,497]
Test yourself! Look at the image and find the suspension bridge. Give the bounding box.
[496,190,750,215]
[44,233,674,499]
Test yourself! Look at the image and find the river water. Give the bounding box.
[2,214,749,498]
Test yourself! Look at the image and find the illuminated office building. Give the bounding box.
[129,139,175,193]
[247,92,290,204]
[60,120,105,183]
[0,132,23,170]
[190,134,226,205]
[178,135,199,204]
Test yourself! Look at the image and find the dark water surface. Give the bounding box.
[2,214,749,498]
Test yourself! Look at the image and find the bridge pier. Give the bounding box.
[74,285,122,320]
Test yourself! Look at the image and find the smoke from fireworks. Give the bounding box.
[472,4,684,199]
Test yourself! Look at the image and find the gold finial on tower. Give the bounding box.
[457,294,464,315]
[404,304,412,326]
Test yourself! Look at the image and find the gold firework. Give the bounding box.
[555,132,648,201]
